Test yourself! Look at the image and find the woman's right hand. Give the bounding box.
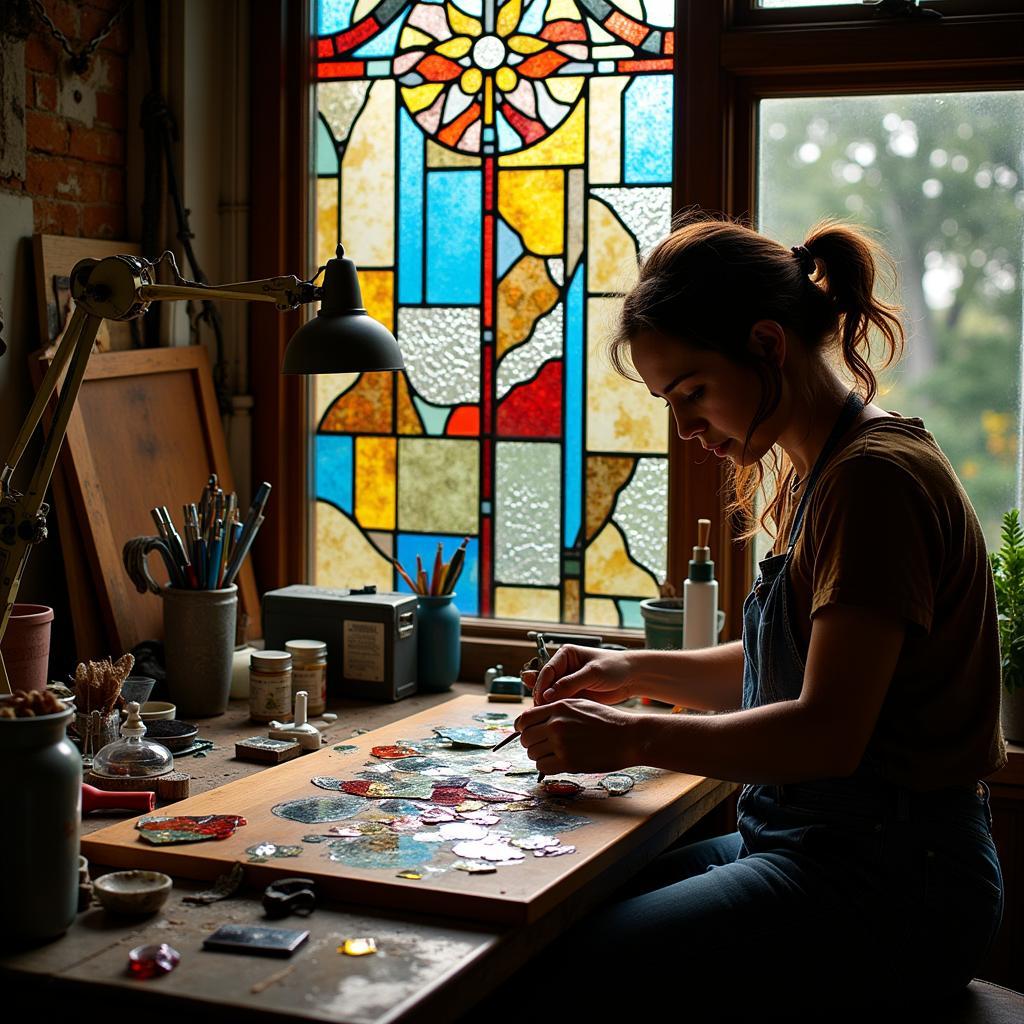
[523,645,636,707]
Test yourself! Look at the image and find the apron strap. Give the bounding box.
[786,391,865,552]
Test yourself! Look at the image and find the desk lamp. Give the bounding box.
[0,245,404,694]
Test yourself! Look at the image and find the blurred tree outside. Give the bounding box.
[757,91,1024,553]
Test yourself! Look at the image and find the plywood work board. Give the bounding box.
[82,695,709,926]
[29,345,260,654]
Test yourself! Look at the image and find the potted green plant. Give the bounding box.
[991,509,1024,742]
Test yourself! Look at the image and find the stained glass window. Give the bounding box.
[313,0,674,627]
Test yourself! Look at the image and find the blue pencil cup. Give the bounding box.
[416,595,461,692]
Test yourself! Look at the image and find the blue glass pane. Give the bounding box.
[398,109,424,304]
[316,434,353,513]
[495,111,519,154]
[624,75,673,184]
[319,0,358,34]
[497,218,523,278]
[563,264,584,547]
[426,170,482,304]
[519,0,545,34]
[412,394,451,436]
[396,533,480,615]
[618,599,644,630]
[316,116,338,176]
[354,9,408,58]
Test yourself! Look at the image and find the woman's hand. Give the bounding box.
[514,699,641,775]
[522,645,636,707]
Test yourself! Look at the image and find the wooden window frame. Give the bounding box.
[251,0,1022,678]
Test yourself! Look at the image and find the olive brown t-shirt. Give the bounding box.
[774,412,1006,790]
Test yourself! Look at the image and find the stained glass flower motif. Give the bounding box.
[397,0,586,154]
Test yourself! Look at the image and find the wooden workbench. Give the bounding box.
[0,683,737,1022]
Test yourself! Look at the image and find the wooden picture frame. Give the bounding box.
[29,345,261,656]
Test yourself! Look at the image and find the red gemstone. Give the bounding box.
[128,943,180,979]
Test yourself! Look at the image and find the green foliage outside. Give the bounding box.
[991,509,1024,693]
[758,91,1024,553]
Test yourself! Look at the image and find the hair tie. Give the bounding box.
[790,244,815,277]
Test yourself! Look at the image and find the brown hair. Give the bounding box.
[609,212,904,542]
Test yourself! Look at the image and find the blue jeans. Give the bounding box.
[524,779,1002,1018]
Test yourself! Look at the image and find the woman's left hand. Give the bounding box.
[514,699,641,775]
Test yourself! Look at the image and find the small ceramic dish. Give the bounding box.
[145,719,198,752]
[140,701,176,721]
[94,870,172,915]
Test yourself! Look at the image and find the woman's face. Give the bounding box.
[629,329,779,465]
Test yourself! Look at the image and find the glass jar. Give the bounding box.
[92,701,174,780]
[249,651,292,722]
[285,639,327,716]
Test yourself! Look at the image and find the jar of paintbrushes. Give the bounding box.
[122,477,271,717]
[394,538,467,693]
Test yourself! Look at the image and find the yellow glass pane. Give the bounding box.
[499,98,584,168]
[494,587,560,622]
[317,178,339,271]
[403,82,445,115]
[546,76,584,105]
[359,270,394,332]
[583,597,619,626]
[400,26,432,48]
[320,372,393,433]
[497,255,559,358]
[545,0,579,20]
[585,522,658,596]
[427,139,481,168]
[446,2,482,37]
[315,501,393,591]
[396,373,424,434]
[586,297,668,453]
[588,77,627,185]
[397,438,479,534]
[496,0,522,37]
[355,436,396,530]
[587,198,637,293]
[564,578,580,623]
[436,37,472,58]
[498,170,564,256]
[586,455,634,541]
[508,34,546,54]
[342,81,395,267]
[315,373,358,424]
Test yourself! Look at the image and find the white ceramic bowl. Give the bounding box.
[140,701,176,721]
[94,870,172,915]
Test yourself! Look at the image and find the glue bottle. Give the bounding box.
[683,518,718,650]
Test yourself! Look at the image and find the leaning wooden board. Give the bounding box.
[83,695,709,925]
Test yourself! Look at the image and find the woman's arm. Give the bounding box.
[628,641,745,711]
[516,604,906,781]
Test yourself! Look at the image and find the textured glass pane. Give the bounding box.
[495,441,560,585]
[316,501,393,591]
[314,0,675,625]
[397,437,480,534]
[759,91,1024,551]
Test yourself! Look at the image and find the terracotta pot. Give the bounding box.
[1,603,54,692]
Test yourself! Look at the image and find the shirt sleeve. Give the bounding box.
[804,454,943,633]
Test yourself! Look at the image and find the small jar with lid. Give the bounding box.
[285,640,328,716]
[249,651,292,722]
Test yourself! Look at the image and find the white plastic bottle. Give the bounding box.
[683,518,719,649]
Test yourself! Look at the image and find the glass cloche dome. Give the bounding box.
[92,701,174,779]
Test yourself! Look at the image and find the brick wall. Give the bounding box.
[0,0,131,239]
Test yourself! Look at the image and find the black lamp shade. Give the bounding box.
[282,247,405,374]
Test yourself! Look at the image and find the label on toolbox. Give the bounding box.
[343,619,385,682]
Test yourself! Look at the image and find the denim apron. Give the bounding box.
[734,391,1004,998]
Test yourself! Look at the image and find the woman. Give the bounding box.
[512,217,1006,1016]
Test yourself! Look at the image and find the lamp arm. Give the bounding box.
[138,277,318,312]
[1,312,103,695]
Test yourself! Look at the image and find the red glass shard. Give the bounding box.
[497,360,562,437]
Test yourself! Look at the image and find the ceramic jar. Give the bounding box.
[0,700,80,941]
[416,594,461,692]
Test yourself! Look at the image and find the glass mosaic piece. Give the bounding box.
[612,455,668,581]
[326,834,437,869]
[272,795,367,823]
[429,785,475,805]
[413,830,446,842]
[396,868,424,879]
[334,744,359,753]
[454,799,485,812]
[494,441,561,585]
[128,943,180,979]
[473,711,513,723]
[135,815,246,845]
[246,843,304,862]
[542,779,584,797]
[181,863,245,905]
[534,843,576,857]
[420,807,457,823]
[372,744,422,759]
[599,772,635,794]
[311,776,346,791]
[341,778,436,799]
[339,938,378,956]
[452,860,497,874]
[302,834,334,843]
[451,839,526,862]
[511,833,559,850]
[315,0,675,626]
[457,811,501,824]
[466,780,531,801]
[438,822,489,841]
[432,726,497,748]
